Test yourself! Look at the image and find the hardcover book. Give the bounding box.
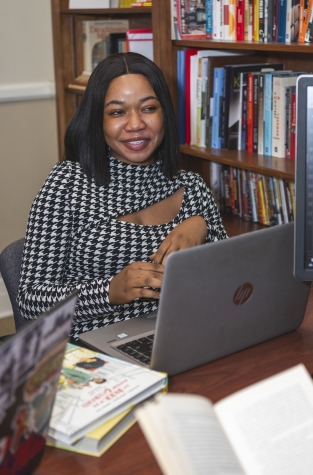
[82,20,129,75]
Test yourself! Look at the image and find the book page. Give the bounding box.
[215,364,313,475]
[136,394,245,475]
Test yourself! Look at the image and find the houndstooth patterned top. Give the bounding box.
[17,156,228,340]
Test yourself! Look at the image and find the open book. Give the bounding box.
[135,364,313,475]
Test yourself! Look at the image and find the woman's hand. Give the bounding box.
[150,216,208,265]
[109,261,164,305]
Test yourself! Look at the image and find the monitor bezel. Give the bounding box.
[294,74,313,281]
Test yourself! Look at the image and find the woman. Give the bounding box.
[17,52,228,342]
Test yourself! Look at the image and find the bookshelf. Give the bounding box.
[51,0,310,235]
[51,0,152,158]
[153,0,313,234]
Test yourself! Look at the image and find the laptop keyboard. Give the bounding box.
[116,334,154,365]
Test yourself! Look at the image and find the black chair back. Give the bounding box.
[0,238,25,330]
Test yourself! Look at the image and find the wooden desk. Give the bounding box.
[35,288,313,475]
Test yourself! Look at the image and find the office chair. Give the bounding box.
[0,238,26,331]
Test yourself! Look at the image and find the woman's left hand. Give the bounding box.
[149,216,208,265]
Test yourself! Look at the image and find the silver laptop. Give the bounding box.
[79,222,311,376]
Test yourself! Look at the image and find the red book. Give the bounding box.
[236,0,245,40]
[230,167,236,215]
[247,73,254,153]
[272,0,279,41]
[185,49,199,145]
[290,91,296,160]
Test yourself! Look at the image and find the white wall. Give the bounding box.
[0,0,58,253]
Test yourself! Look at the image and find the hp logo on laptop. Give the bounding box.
[233,283,253,305]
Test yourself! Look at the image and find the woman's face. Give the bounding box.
[103,74,165,166]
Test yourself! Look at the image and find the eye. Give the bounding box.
[143,105,157,113]
[109,109,124,116]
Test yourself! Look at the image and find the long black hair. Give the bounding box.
[64,52,181,186]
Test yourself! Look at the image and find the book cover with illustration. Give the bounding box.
[176,0,207,38]
[48,345,167,446]
[0,294,76,475]
[82,20,130,75]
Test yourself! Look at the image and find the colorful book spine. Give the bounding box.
[212,68,224,149]
[299,0,305,41]
[237,0,245,39]
[285,0,293,42]
[177,49,186,144]
[272,0,279,40]
[229,0,237,39]
[273,177,283,224]
[253,74,259,153]
[196,78,202,147]
[279,177,289,223]
[264,73,273,156]
[213,0,222,39]
[244,0,253,39]
[285,86,292,158]
[247,73,254,153]
[264,0,269,42]
[277,0,287,42]
[254,0,260,40]
[258,73,264,155]
[305,8,313,42]
[267,0,273,41]
[259,0,265,40]
[290,89,296,159]
[206,0,213,39]
[223,0,230,38]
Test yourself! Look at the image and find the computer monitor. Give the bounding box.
[294,74,313,280]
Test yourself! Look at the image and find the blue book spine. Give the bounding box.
[177,50,186,145]
[206,0,213,37]
[263,73,273,156]
[212,67,224,149]
[277,0,287,42]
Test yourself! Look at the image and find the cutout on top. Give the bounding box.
[116,187,184,226]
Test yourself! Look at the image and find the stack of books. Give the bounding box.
[47,344,167,457]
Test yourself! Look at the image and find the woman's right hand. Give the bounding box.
[108,261,164,306]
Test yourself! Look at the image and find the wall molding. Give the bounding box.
[0,82,56,103]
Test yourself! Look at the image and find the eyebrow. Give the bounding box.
[105,95,159,108]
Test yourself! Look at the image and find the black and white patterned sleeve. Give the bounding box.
[17,163,115,321]
[185,173,228,242]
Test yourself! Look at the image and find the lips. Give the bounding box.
[123,138,150,151]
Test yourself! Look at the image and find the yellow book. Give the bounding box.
[47,409,136,457]
[253,0,259,41]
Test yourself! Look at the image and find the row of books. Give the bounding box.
[212,67,304,158]
[171,0,313,43]
[177,50,305,158]
[209,162,295,225]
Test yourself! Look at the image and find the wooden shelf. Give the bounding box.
[180,145,295,180]
[173,39,313,54]
[60,7,152,14]
[221,214,265,237]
